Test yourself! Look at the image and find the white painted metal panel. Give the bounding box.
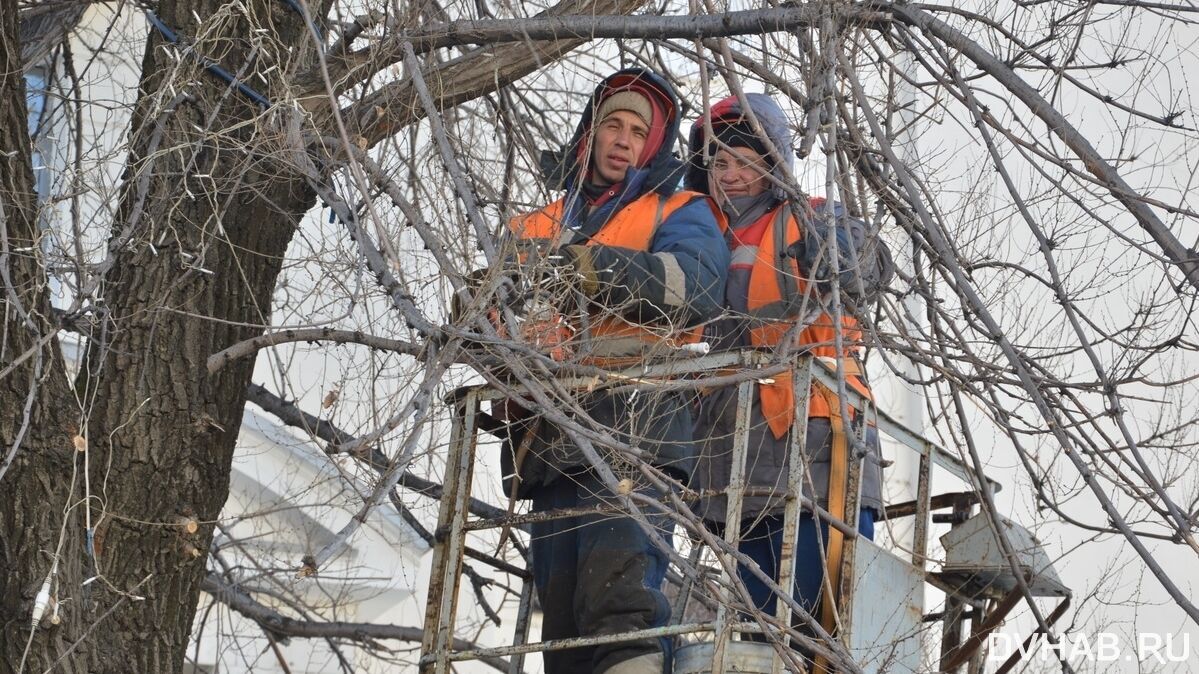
[848,539,926,674]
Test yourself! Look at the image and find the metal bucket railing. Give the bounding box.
[417,350,1052,674]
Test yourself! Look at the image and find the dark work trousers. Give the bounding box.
[737,510,876,646]
[530,472,673,674]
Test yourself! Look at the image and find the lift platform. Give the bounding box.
[417,351,1069,673]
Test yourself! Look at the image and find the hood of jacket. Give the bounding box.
[540,68,686,197]
[685,93,794,199]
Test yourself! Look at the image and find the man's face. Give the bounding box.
[708,146,771,204]
[592,110,650,185]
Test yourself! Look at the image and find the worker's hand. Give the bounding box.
[783,239,803,259]
[545,244,599,297]
[785,236,837,281]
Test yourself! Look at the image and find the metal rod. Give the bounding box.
[913,452,932,568]
[419,397,472,672]
[772,358,813,674]
[835,395,869,635]
[670,542,705,625]
[994,596,1072,674]
[941,587,1023,672]
[456,483,863,538]
[713,368,755,672]
[937,496,979,674]
[427,392,481,674]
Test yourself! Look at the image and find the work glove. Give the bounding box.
[784,200,895,308]
[784,231,855,281]
[784,233,894,308]
[544,244,600,298]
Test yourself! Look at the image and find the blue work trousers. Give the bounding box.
[530,472,672,674]
[738,509,876,625]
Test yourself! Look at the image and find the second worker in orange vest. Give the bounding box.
[501,69,729,674]
[688,93,891,664]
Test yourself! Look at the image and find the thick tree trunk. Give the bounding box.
[0,1,80,672]
[1,0,650,670]
[2,2,316,671]
[64,2,317,670]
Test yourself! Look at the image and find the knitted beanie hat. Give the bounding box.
[595,90,654,126]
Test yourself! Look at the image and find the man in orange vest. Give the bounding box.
[687,93,891,665]
[502,69,728,674]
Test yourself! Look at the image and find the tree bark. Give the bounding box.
[2,1,319,671]
[1,0,651,671]
[0,0,80,670]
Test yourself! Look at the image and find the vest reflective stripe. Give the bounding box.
[509,191,716,366]
[743,205,873,437]
[729,244,758,268]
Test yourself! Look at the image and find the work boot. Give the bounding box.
[601,651,665,674]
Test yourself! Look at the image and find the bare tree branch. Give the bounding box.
[200,572,517,673]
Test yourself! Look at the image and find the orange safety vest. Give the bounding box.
[745,203,876,673]
[745,204,874,438]
[509,190,723,367]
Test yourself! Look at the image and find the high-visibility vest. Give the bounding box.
[509,190,722,367]
[739,203,875,674]
[744,204,874,438]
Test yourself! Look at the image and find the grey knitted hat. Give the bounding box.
[595,90,653,126]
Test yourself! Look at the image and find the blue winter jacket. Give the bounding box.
[540,68,730,329]
[503,68,729,494]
